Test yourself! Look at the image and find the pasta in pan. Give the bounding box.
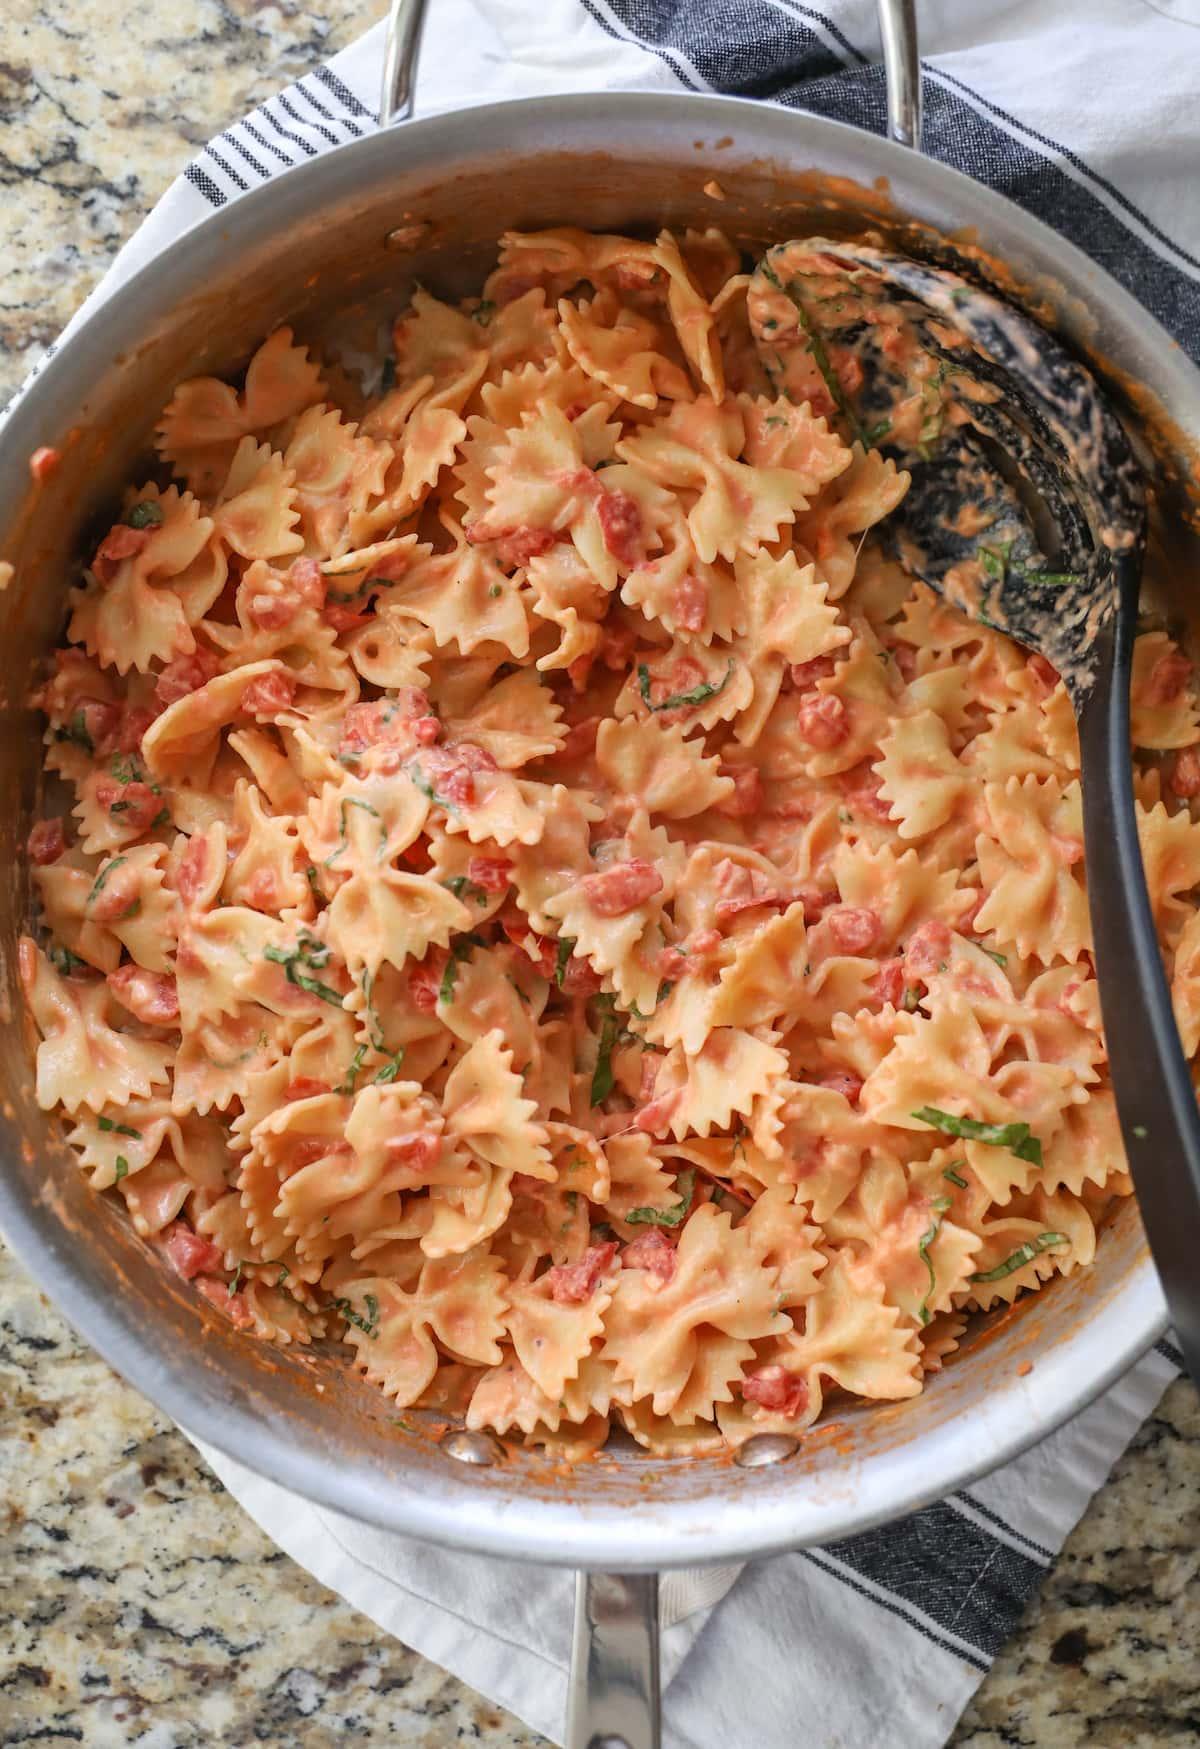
[20,226,1199,1457]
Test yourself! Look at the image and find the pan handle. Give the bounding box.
[877,0,923,150]
[565,1571,661,1749]
[382,0,921,147]
[380,0,430,126]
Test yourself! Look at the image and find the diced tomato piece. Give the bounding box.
[409,958,444,1012]
[596,488,643,567]
[155,650,222,708]
[386,1131,440,1171]
[1170,747,1200,799]
[826,906,881,954]
[466,521,556,569]
[28,818,65,865]
[671,573,708,632]
[743,1364,808,1419]
[715,764,763,818]
[634,1088,682,1135]
[873,957,905,1007]
[63,696,122,753]
[543,1241,618,1304]
[107,965,180,1025]
[598,620,639,671]
[819,1070,863,1104]
[656,946,687,980]
[833,348,864,397]
[622,1228,677,1283]
[789,654,837,690]
[241,671,297,719]
[685,928,722,957]
[906,919,952,977]
[92,523,151,583]
[712,862,781,924]
[196,1276,254,1328]
[467,856,512,894]
[840,765,895,823]
[174,835,210,905]
[284,1077,332,1102]
[1027,651,1060,697]
[1144,650,1193,707]
[796,884,836,924]
[95,777,162,833]
[164,1223,224,1281]
[579,859,663,918]
[289,556,326,605]
[29,446,61,483]
[113,706,157,755]
[558,715,602,760]
[340,692,436,756]
[797,693,848,748]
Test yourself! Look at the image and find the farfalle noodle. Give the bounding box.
[20,227,1171,1456]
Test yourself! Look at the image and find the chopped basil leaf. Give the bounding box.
[108,800,130,815]
[108,754,143,785]
[488,584,502,599]
[264,931,344,1007]
[763,414,789,429]
[113,1155,129,1184]
[1132,1124,1148,1140]
[333,1293,380,1338]
[373,1052,404,1085]
[970,1231,1068,1283]
[864,418,892,446]
[98,1115,141,1139]
[151,807,171,829]
[86,856,128,909]
[554,936,575,989]
[54,711,94,753]
[438,933,484,1004]
[590,1001,620,1106]
[902,986,921,1013]
[125,499,164,530]
[942,1165,968,1189]
[305,863,321,898]
[627,1169,695,1229]
[443,875,489,906]
[229,1261,245,1296]
[276,1263,290,1285]
[472,300,496,327]
[911,1105,1043,1166]
[637,657,735,715]
[916,1195,952,1325]
[981,947,1008,968]
[324,796,383,867]
[335,1044,367,1094]
[48,942,85,976]
[758,259,866,445]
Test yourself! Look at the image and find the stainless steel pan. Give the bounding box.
[0,3,1193,1743]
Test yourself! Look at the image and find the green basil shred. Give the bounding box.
[627,1169,695,1229]
[970,1231,1068,1283]
[916,1195,952,1325]
[637,658,734,715]
[125,499,164,530]
[334,1292,380,1338]
[98,1115,141,1139]
[911,1105,1043,1166]
[554,936,576,988]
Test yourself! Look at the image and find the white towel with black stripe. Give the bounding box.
[25,0,1197,1742]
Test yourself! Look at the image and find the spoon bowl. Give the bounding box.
[750,237,1199,1385]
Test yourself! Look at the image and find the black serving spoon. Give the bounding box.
[751,238,1200,1385]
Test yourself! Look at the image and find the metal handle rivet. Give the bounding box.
[734,1432,800,1468]
[440,1428,504,1466]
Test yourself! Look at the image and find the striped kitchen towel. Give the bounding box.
[29,0,1196,1742]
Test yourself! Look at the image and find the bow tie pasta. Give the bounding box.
[21,225,1191,1459]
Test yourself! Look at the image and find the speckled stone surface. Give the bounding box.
[1,4,1198,1745]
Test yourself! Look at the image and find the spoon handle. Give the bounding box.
[1078,554,1200,1386]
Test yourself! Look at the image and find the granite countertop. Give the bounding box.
[1,3,1198,1744]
